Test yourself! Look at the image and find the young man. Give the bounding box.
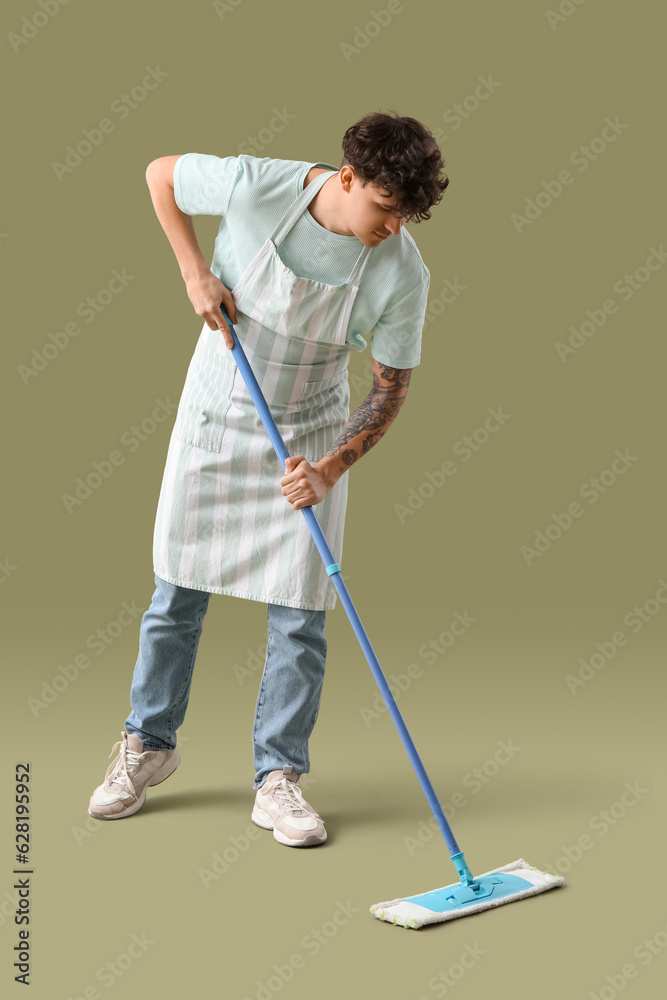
[88,110,448,847]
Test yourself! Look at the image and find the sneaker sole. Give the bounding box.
[88,750,181,821]
[251,804,327,847]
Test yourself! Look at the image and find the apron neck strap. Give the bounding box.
[271,168,373,287]
[347,242,372,286]
[271,169,337,245]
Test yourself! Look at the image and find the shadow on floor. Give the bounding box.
[140,786,250,816]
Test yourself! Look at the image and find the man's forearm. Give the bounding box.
[316,366,412,485]
[145,157,209,281]
[145,156,239,337]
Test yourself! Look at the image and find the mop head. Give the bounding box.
[370,858,564,928]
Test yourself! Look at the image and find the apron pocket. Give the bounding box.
[299,369,348,400]
[172,342,234,452]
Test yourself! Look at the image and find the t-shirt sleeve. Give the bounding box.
[368,270,430,368]
[172,152,243,217]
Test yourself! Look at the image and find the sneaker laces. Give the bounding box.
[268,777,309,816]
[103,739,144,801]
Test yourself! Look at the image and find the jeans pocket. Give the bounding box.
[172,342,234,452]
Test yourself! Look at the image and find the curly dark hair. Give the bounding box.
[340,110,449,223]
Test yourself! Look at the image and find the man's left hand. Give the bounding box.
[279,456,334,510]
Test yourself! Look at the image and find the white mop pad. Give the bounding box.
[370,858,565,928]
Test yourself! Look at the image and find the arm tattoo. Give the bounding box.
[324,363,412,468]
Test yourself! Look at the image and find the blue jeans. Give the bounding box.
[125,574,327,789]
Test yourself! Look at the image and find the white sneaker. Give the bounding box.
[251,766,327,847]
[88,732,180,820]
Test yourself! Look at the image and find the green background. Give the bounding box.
[2,0,665,996]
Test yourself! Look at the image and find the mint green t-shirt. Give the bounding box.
[173,153,430,368]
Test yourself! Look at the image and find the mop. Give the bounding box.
[221,308,565,928]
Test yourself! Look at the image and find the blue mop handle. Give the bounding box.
[220,307,475,884]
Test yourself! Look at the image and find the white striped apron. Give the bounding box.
[152,169,373,610]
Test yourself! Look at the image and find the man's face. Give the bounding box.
[342,166,406,245]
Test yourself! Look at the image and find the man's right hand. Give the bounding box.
[184,269,238,349]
